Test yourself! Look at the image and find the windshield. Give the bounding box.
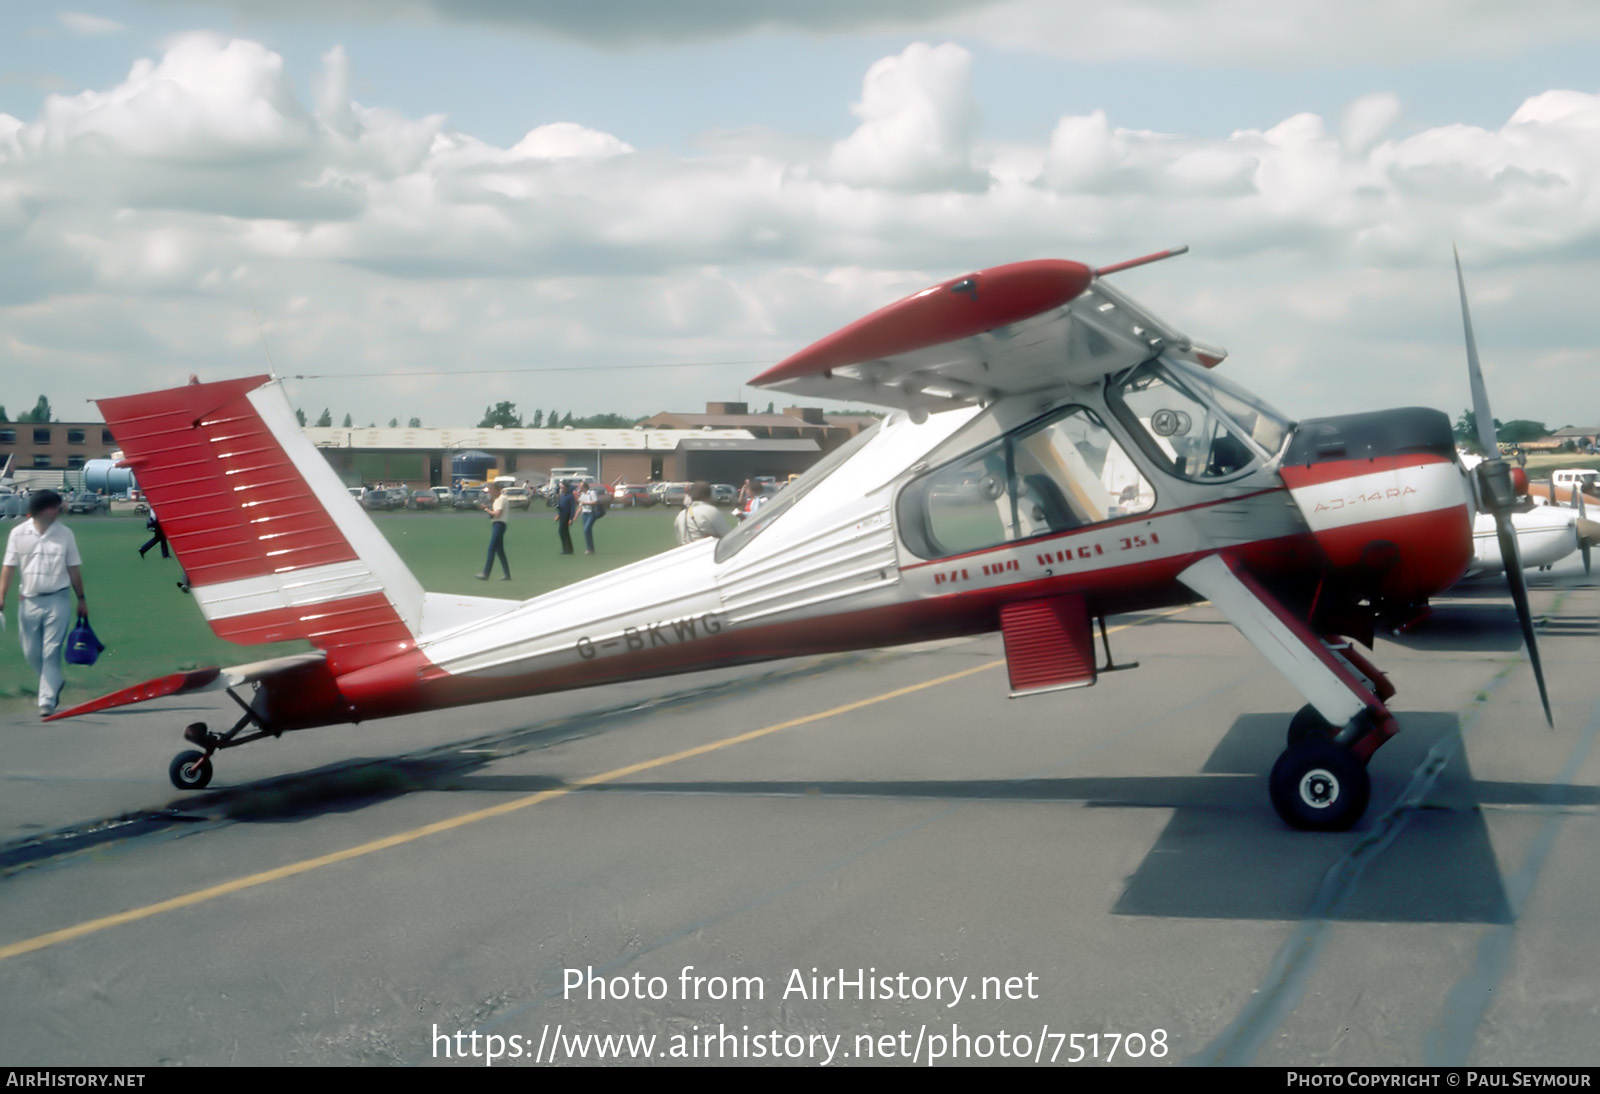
[1107,359,1290,480]
[715,422,883,562]
[1173,359,1293,457]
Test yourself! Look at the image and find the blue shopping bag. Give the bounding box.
[65,618,106,666]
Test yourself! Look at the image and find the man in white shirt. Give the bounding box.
[675,482,732,545]
[475,480,511,580]
[0,490,89,715]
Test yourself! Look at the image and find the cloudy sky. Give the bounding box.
[3,2,1599,430]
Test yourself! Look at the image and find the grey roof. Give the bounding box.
[302,425,754,451]
[675,438,821,452]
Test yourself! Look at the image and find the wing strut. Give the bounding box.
[1179,553,1398,761]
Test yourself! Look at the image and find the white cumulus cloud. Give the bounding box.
[3,33,1600,427]
[829,42,985,192]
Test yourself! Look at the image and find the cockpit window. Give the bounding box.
[714,422,882,562]
[1185,363,1292,457]
[899,405,1155,559]
[1107,359,1285,480]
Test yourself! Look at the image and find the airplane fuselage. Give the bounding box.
[323,373,1472,729]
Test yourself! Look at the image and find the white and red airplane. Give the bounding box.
[50,247,1551,831]
[1455,453,1600,577]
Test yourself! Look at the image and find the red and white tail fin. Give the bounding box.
[100,376,424,672]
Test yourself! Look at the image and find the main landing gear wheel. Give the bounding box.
[1268,739,1369,831]
[1286,703,1336,746]
[169,749,213,790]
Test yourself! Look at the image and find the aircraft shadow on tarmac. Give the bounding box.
[24,667,1586,928]
[1386,594,1596,651]
[566,713,1576,925]
[299,709,1586,927]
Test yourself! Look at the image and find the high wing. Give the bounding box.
[749,251,1227,412]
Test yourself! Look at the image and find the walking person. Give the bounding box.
[475,480,511,580]
[138,506,170,559]
[578,480,604,555]
[0,490,90,716]
[675,481,732,545]
[554,481,576,555]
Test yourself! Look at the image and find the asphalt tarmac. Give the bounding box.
[0,558,1595,1067]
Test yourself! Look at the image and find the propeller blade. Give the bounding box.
[1455,247,1502,458]
[1580,491,1593,575]
[1494,513,1553,726]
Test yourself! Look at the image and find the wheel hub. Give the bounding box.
[1299,768,1339,809]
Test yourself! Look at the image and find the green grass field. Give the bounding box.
[0,508,684,712]
[1524,453,1600,475]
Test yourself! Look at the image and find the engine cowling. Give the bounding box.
[1279,408,1473,611]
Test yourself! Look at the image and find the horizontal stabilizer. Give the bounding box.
[45,652,326,722]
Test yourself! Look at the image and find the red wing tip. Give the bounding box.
[755,258,1094,386]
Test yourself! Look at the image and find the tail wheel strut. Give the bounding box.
[166,689,274,791]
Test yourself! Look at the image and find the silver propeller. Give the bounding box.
[1455,247,1552,725]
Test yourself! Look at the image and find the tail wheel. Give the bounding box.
[169,749,214,791]
[1269,739,1369,831]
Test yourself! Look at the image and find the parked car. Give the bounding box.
[656,482,688,507]
[711,483,737,505]
[66,492,107,514]
[453,487,485,510]
[612,483,656,508]
[503,486,532,510]
[406,490,440,511]
[360,489,391,512]
[387,487,411,508]
[431,486,453,504]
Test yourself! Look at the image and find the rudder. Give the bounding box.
[100,376,424,672]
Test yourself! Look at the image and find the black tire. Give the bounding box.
[1268,739,1369,831]
[169,749,213,790]
[1286,703,1336,746]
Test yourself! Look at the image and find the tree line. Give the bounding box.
[0,396,56,423]
[1453,410,1567,450]
[290,403,651,430]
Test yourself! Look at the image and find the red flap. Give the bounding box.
[1000,595,1097,696]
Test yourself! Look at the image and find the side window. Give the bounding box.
[900,406,1154,559]
[1110,361,1257,480]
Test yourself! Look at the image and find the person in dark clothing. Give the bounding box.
[138,510,170,559]
[554,481,575,555]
